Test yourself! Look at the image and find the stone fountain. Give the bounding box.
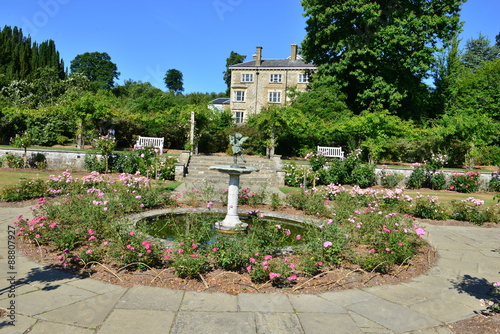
[209,133,258,231]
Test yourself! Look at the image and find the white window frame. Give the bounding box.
[269,74,282,83]
[235,111,244,123]
[268,91,281,103]
[234,90,245,102]
[298,74,310,83]
[241,74,253,82]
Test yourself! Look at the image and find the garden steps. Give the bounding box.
[177,154,284,194]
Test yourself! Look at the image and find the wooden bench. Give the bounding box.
[317,146,344,159]
[135,136,164,152]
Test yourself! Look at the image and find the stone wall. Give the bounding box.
[0,148,92,171]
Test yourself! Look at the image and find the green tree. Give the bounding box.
[164,69,184,94]
[432,35,464,116]
[70,52,120,90]
[223,51,246,95]
[448,58,500,120]
[290,84,351,122]
[300,0,465,117]
[461,33,499,71]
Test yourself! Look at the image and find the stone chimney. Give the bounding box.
[255,46,262,66]
[290,44,298,61]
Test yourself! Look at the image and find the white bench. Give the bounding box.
[136,136,164,152]
[317,146,344,159]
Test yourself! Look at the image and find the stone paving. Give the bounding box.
[0,206,499,333]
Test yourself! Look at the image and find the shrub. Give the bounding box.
[284,162,311,187]
[430,171,447,190]
[380,168,404,188]
[489,172,500,192]
[426,153,448,172]
[350,164,376,188]
[449,171,482,193]
[323,158,348,185]
[0,179,48,201]
[450,197,488,225]
[2,152,23,168]
[413,195,450,220]
[406,164,427,189]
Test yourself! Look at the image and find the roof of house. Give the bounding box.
[210,98,230,105]
[230,59,316,69]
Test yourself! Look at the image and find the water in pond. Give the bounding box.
[136,212,310,247]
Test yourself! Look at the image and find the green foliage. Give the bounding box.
[350,164,376,188]
[70,52,120,90]
[301,0,465,115]
[430,171,448,190]
[1,152,23,168]
[406,165,427,189]
[462,34,500,71]
[489,172,500,192]
[0,25,65,84]
[164,69,184,94]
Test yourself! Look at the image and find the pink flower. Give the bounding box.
[142,241,152,249]
[88,229,95,235]
[289,263,296,269]
[296,235,301,240]
[164,255,170,260]
[369,249,376,253]
[246,265,252,272]
[129,231,135,236]
[287,274,297,281]
[138,253,143,257]
[415,227,425,236]
[323,241,333,248]
[385,248,390,252]
[264,255,273,260]
[88,236,96,241]
[249,257,256,263]
[86,249,93,254]
[398,243,403,247]
[103,207,108,211]
[212,247,218,252]
[269,272,281,279]
[178,249,184,253]
[316,262,323,267]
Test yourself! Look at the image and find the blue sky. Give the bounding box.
[0,0,498,94]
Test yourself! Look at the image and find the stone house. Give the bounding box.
[229,44,316,123]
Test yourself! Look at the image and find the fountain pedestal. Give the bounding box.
[209,165,259,231]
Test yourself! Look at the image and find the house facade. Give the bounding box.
[229,44,316,123]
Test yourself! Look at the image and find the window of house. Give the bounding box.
[269,74,282,83]
[298,74,310,83]
[268,91,281,103]
[235,91,245,102]
[235,111,244,123]
[241,74,253,82]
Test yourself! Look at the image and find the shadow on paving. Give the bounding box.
[0,265,76,294]
[450,274,497,301]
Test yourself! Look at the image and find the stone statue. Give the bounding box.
[229,133,248,166]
